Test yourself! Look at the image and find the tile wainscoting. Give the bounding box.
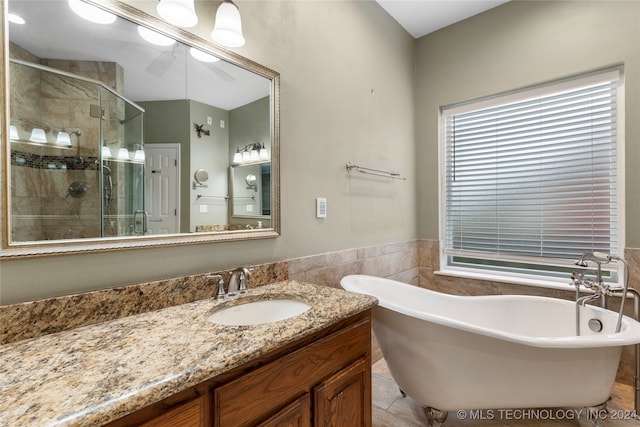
[1,238,637,387]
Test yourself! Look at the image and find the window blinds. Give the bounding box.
[442,70,621,274]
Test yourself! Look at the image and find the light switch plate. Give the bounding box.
[316,197,327,218]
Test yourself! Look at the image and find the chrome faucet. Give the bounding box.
[207,274,226,300]
[228,267,252,296]
[572,251,633,334]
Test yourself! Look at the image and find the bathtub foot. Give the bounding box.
[423,406,448,427]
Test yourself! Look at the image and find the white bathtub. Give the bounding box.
[340,274,640,416]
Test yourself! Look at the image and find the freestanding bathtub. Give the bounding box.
[340,275,640,426]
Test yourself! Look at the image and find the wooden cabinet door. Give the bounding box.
[139,396,205,427]
[314,358,371,427]
[256,394,311,427]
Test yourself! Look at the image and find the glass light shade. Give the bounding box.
[68,0,116,24]
[233,151,243,163]
[137,26,175,47]
[189,47,220,63]
[101,146,112,159]
[157,0,198,28]
[250,149,259,161]
[211,1,245,48]
[56,131,72,147]
[134,149,145,162]
[259,147,269,161]
[29,128,47,143]
[9,125,19,140]
[117,148,130,160]
[241,151,250,162]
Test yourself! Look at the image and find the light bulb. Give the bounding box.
[137,26,175,47]
[189,47,220,63]
[242,151,250,162]
[233,151,243,163]
[9,125,19,140]
[250,148,259,161]
[56,131,72,147]
[8,13,25,25]
[68,0,116,24]
[29,128,47,143]
[259,147,269,161]
[134,150,145,162]
[117,148,130,160]
[157,0,198,28]
[102,146,112,159]
[211,0,245,48]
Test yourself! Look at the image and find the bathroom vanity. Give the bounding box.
[0,282,376,426]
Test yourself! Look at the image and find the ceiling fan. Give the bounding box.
[145,42,235,82]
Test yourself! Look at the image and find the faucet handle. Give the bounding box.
[207,274,226,300]
[236,267,253,294]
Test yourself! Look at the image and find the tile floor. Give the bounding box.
[371,358,639,427]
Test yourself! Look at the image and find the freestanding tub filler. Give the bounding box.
[340,274,640,426]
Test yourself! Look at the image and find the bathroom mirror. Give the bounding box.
[230,163,271,219]
[1,0,280,257]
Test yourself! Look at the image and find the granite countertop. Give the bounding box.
[0,281,377,427]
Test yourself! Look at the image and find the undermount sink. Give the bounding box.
[207,299,312,326]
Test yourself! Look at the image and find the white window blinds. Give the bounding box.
[442,69,622,279]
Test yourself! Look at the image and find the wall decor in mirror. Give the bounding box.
[2,0,280,258]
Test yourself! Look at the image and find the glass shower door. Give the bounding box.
[100,87,145,236]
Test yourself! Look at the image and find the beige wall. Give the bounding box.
[3,1,637,305]
[0,1,416,304]
[415,0,640,246]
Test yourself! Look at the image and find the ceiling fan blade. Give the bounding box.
[146,49,176,77]
[208,64,235,82]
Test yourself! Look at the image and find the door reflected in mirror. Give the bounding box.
[4,0,279,254]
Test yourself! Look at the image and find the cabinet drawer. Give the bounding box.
[214,318,370,426]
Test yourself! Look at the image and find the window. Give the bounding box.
[440,68,623,285]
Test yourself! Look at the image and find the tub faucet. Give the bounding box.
[228,267,252,296]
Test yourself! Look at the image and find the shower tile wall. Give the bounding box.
[9,41,125,241]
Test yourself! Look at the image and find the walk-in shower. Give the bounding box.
[9,59,145,241]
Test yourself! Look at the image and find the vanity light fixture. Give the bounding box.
[189,47,220,63]
[55,131,72,147]
[137,26,175,47]
[117,148,130,160]
[211,0,245,48]
[29,128,48,143]
[68,0,116,24]
[156,0,198,28]
[233,143,269,164]
[7,13,25,25]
